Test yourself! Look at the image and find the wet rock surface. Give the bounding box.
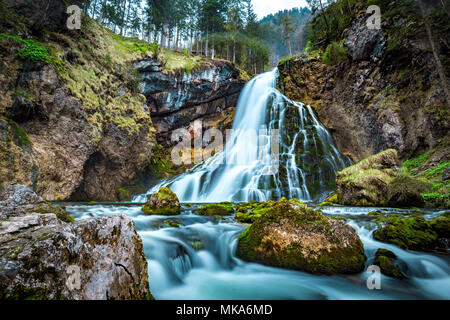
[0,185,151,300]
[373,249,407,279]
[136,58,245,147]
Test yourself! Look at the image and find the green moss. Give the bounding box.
[326,194,338,203]
[387,173,432,207]
[149,144,177,178]
[142,187,181,216]
[142,206,179,216]
[197,203,235,217]
[373,216,442,251]
[279,56,296,66]
[318,201,334,206]
[26,204,74,223]
[6,119,31,147]
[403,153,431,171]
[116,188,131,202]
[0,33,62,67]
[373,249,406,279]
[236,199,365,274]
[164,219,181,228]
[330,216,347,221]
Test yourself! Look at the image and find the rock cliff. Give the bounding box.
[136,58,244,147]
[278,5,449,162]
[0,1,244,201]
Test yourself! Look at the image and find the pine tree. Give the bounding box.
[282,14,294,56]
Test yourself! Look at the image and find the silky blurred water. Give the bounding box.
[67,204,450,300]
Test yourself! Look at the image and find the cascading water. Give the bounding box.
[134,69,347,203]
[64,70,449,301]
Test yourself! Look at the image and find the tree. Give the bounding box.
[282,14,294,56]
[199,0,226,57]
[306,0,330,36]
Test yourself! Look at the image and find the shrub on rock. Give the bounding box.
[235,199,365,275]
[142,187,181,215]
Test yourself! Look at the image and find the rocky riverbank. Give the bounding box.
[0,185,152,300]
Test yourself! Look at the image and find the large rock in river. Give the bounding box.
[142,187,181,216]
[0,185,151,300]
[235,199,365,275]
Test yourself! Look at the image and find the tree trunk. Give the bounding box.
[205,31,209,57]
[319,0,330,34]
[418,0,450,107]
[120,0,128,36]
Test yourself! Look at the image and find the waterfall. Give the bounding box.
[135,68,347,203]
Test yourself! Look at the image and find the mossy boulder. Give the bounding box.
[235,199,306,224]
[387,174,432,207]
[197,203,234,216]
[116,188,131,202]
[235,199,365,275]
[373,214,450,251]
[336,149,399,206]
[142,187,181,216]
[373,249,407,279]
[336,149,432,207]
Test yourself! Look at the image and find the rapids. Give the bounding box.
[67,204,450,300]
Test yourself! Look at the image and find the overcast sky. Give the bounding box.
[252,0,309,19]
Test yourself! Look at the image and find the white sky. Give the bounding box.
[252,0,309,19]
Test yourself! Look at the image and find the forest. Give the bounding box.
[75,0,314,74]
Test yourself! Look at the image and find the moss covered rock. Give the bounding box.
[235,199,306,224]
[197,203,234,216]
[387,174,432,207]
[336,149,400,206]
[373,214,450,251]
[236,199,365,275]
[142,187,181,216]
[373,249,407,279]
[336,149,432,207]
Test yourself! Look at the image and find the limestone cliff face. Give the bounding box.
[136,58,244,147]
[0,1,244,201]
[278,13,449,162]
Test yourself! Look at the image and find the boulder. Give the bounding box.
[236,199,365,275]
[373,213,449,252]
[0,185,152,300]
[336,149,400,206]
[336,149,431,207]
[373,249,407,279]
[142,187,181,215]
[197,203,235,217]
